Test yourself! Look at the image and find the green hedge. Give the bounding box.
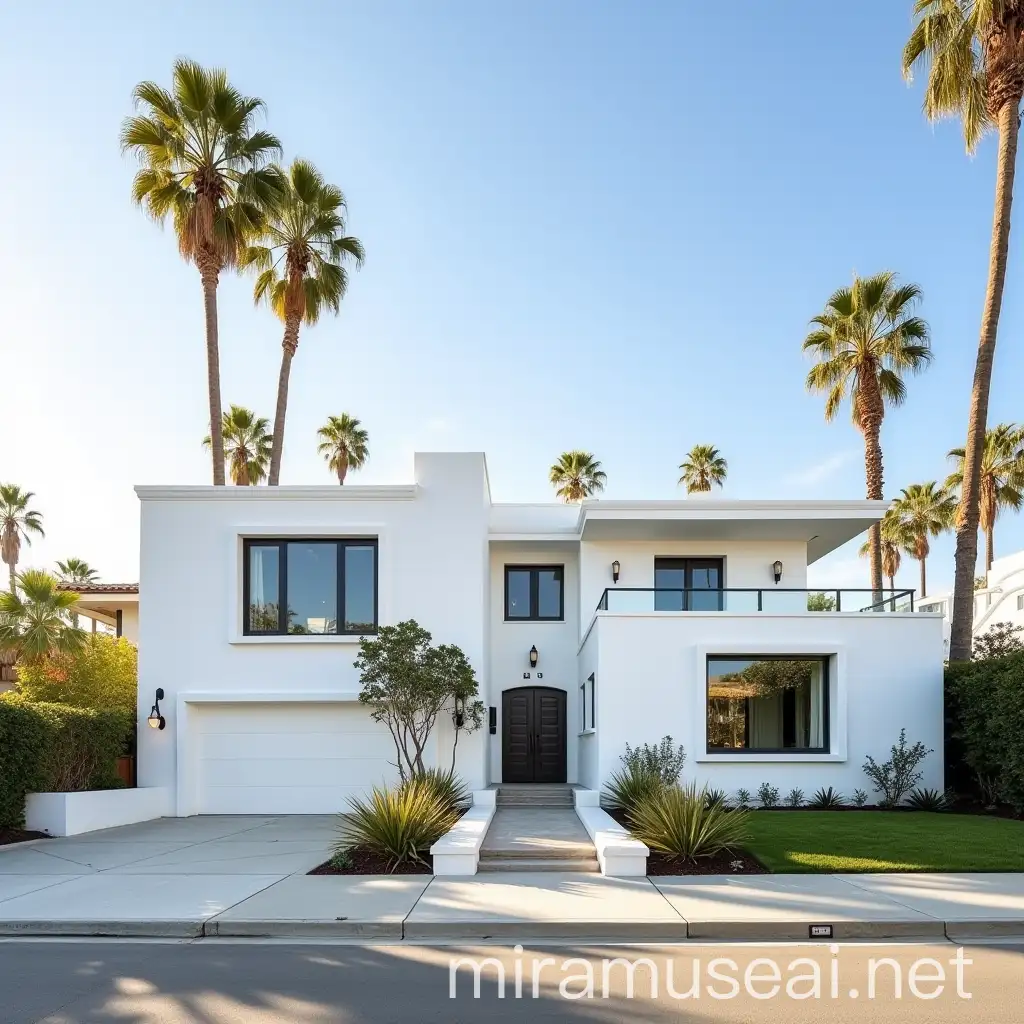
[0,694,131,828]
[945,652,1024,810]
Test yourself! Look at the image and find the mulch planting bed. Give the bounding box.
[0,828,47,847]
[309,848,433,875]
[645,849,768,876]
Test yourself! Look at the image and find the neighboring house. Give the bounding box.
[57,583,139,644]
[918,548,1024,655]
[136,452,944,816]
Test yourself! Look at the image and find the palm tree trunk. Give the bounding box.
[985,525,994,575]
[199,264,225,487]
[950,101,1020,662]
[7,562,14,594]
[860,392,885,601]
[337,452,349,484]
[269,317,301,487]
[919,556,927,600]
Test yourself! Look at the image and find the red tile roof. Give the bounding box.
[56,583,139,595]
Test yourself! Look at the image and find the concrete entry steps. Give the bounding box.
[479,803,599,873]
[494,783,575,807]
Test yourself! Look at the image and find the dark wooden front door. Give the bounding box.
[502,687,567,783]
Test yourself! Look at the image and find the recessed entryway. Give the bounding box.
[501,686,567,783]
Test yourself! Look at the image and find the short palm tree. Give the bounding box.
[122,59,284,486]
[890,482,959,599]
[0,569,85,666]
[803,272,932,597]
[945,423,1024,575]
[317,414,369,484]
[678,445,727,493]
[242,160,365,485]
[203,405,273,485]
[0,484,44,594]
[859,506,904,592]
[56,559,99,628]
[549,452,607,503]
[904,2,1024,661]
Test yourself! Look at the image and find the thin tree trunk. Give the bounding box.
[860,393,885,601]
[986,525,994,574]
[950,102,1019,662]
[7,562,14,594]
[337,452,349,484]
[269,317,301,486]
[199,265,225,487]
[920,556,927,600]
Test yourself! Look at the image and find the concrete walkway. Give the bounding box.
[479,808,599,871]
[3,819,1024,940]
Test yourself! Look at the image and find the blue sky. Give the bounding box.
[2,1,1022,592]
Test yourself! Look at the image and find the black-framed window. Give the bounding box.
[706,655,829,753]
[580,673,596,730]
[243,538,378,636]
[504,565,564,621]
[654,557,724,611]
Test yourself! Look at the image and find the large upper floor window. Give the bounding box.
[654,557,723,611]
[243,538,377,636]
[706,655,828,753]
[505,565,564,621]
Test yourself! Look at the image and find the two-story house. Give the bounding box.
[136,452,945,816]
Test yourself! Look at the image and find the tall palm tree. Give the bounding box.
[242,160,365,485]
[0,570,85,666]
[317,414,369,484]
[0,484,44,594]
[904,2,1024,661]
[678,445,728,493]
[890,482,959,599]
[945,423,1024,574]
[859,506,904,591]
[56,559,99,629]
[122,59,284,486]
[803,272,932,597]
[203,405,273,485]
[549,452,607,503]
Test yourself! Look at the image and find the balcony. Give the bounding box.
[595,588,916,614]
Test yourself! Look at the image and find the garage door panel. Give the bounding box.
[194,703,399,814]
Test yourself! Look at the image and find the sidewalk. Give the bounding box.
[3,866,1024,941]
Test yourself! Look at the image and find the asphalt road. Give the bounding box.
[0,939,1022,1023]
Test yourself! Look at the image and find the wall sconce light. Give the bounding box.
[611,560,620,584]
[453,694,465,729]
[772,560,784,584]
[147,688,166,730]
[529,645,539,668]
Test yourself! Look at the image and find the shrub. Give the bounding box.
[784,788,805,808]
[757,782,780,808]
[906,787,948,812]
[327,849,352,870]
[704,787,728,810]
[620,736,686,786]
[973,622,1024,661]
[603,764,665,814]
[735,788,752,808]
[808,786,845,809]
[852,789,868,808]
[15,635,137,716]
[404,768,470,814]
[0,694,130,827]
[627,783,751,863]
[336,777,459,871]
[862,729,933,807]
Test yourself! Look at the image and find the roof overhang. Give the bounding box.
[577,500,888,563]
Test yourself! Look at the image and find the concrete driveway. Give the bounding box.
[0,815,340,934]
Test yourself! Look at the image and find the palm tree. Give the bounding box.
[203,405,273,485]
[678,445,728,493]
[56,559,99,629]
[122,59,284,486]
[0,484,44,593]
[945,423,1024,575]
[549,452,607,503]
[859,506,904,591]
[242,160,365,485]
[803,272,932,598]
[0,569,85,666]
[904,3,1024,661]
[317,414,369,484]
[890,482,959,599]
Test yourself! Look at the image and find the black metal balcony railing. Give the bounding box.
[595,588,916,614]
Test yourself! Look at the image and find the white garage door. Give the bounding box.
[195,703,398,814]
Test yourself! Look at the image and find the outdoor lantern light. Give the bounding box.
[612,560,620,584]
[147,688,166,730]
[529,645,539,668]
[453,695,465,729]
[772,560,784,584]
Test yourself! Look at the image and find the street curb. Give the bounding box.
[684,919,947,942]
[205,920,404,939]
[0,920,203,938]
[945,920,1024,941]
[402,920,689,941]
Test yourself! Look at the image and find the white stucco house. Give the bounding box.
[136,452,945,816]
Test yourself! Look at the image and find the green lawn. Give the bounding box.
[744,811,1024,873]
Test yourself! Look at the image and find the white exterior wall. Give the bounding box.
[488,543,580,782]
[138,453,491,815]
[589,611,945,798]
[577,624,600,790]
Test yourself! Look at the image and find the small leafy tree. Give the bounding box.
[757,782,780,808]
[973,622,1024,661]
[807,592,837,612]
[620,736,686,786]
[355,620,483,780]
[862,729,933,807]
